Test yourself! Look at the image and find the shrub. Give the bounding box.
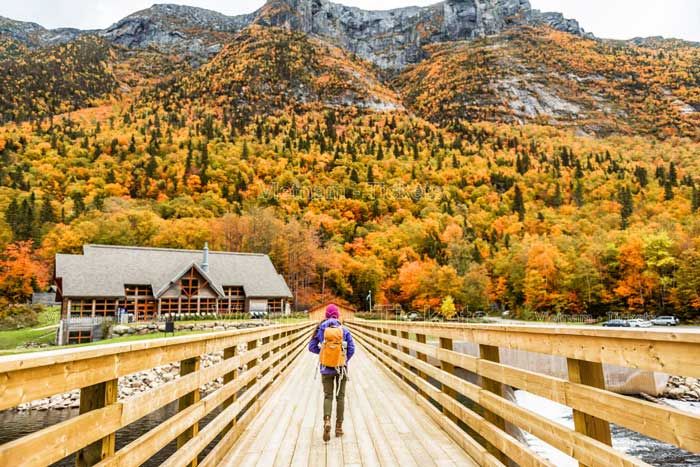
[0,304,43,330]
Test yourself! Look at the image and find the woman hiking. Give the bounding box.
[308,303,356,442]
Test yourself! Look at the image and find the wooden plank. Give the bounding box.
[200,340,307,467]
[177,356,201,467]
[0,404,122,467]
[75,379,118,467]
[354,334,488,467]
[567,358,612,467]
[439,337,460,425]
[478,344,508,463]
[348,320,700,378]
[222,343,239,435]
[274,353,317,465]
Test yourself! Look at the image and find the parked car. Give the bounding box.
[627,319,652,328]
[651,315,680,326]
[473,310,486,318]
[249,310,268,319]
[406,312,423,321]
[602,319,630,327]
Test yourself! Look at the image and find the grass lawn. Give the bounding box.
[0,327,57,353]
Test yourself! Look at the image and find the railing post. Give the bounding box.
[400,330,410,380]
[439,337,459,424]
[478,344,508,463]
[567,358,612,466]
[261,335,271,378]
[414,333,429,399]
[222,343,238,435]
[177,356,201,467]
[246,339,258,391]
[75,379,118,467]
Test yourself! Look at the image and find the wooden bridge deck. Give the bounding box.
[220,345,476,467]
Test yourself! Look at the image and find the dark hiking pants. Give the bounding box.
[321,373,347,422]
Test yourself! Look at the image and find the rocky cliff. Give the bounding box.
[251,0,587,69]
[2,1,587,69]
[0,16,84,48]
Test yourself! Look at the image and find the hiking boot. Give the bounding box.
[323,416,331,442]
[335,421,344,437]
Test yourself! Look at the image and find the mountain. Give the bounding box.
[156,25,402,118]
[0,15,84,48]
[2,1,587,70]
[0,1,698,138]
[0,36,118,122]
[254,0,586,69]
[394,26,700,138]
[2,3,700,321]
[100,4,252,66]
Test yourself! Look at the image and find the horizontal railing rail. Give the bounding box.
[346,319,700,467]
[0,321,316,467]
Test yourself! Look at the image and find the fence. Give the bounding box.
[0,321,315,466]
[346,319,700,467]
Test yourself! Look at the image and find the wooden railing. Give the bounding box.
[0,321,315,467]
[346,319,700,467]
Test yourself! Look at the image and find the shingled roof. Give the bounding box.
[55,245,292,299]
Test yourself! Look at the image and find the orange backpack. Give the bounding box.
[319,325,347,369]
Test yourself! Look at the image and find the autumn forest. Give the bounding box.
[1,18,700,320]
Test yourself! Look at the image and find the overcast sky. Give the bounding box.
[1,1,698,42]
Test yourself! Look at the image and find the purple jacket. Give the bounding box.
[308,318,355,375]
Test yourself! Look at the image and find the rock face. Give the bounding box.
[100,4,253,65]
[0,16,84,47]
[255,0,586,69]
[1,1,586,69]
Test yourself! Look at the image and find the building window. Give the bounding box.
[70,300,93,318]
[222,286,245,314]
[94,299,117,318]
[136,300,157,321]
[181,271,199,298]
[68,330,92,344]
[181,298,198,314]
[161,298,179,315]
[267,299,284,314]
[224,286,244,298]
[125,285,153,297]
[200,298,217,314]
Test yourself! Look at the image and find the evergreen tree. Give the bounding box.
[692,186,700,213]
[39,197,55,223]
[619,186,633,229]
[350,168,360,184]
[367,165,374,184]
[664,181,674,201]
[573,181,584,207]
[512,185,525,221]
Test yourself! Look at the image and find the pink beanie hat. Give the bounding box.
[325,304,340,319]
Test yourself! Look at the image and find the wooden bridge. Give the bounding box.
[0,320,699,467]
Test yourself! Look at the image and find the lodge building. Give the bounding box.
[54,244,292,342]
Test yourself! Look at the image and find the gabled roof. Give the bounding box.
[55,245,293,299]
[153,261,225,299]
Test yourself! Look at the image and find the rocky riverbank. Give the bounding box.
[15,349,235,411]
[663,376,700,401]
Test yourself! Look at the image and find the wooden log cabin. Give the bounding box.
[54,244,292,344]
